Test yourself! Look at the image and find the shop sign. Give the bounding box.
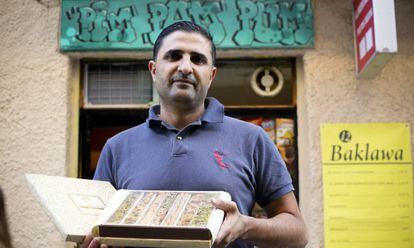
[321,123,413,247]
[353,0,397,79]
[60,0,314,52]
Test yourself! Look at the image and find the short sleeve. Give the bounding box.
[254,129,294,207]
[93,141,117,188]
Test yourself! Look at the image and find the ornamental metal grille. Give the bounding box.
[85,63,152,106]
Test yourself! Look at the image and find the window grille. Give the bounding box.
[84,63,153,107]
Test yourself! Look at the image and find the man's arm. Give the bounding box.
[213,191,308,248]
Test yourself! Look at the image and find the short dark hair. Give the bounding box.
[153,21,216,66]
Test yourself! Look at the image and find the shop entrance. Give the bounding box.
[79,59,299,205]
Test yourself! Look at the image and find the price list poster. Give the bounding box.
[321,123,413,248]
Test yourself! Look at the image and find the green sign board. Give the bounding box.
[60,0,313,51]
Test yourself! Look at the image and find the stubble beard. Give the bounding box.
[166,86,205,112]
[155,84,201,114]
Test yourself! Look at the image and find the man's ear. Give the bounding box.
[148,60,156,81]
[207,66,217,90]
[210,66,217,82]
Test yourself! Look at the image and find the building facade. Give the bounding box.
[0,0,413,247]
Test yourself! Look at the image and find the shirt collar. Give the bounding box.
[201,97,224,123]
[147,97,224,127]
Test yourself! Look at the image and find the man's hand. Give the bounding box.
[212,192,308,248]
[81,233,108,248]
[212,198,248,248]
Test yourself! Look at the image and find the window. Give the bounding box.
[80,61,153,178]
[83,62,156,108]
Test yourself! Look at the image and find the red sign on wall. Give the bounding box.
[354,0,376,73]
[353,0,397,79]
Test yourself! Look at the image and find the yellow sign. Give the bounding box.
[321,123,413,248]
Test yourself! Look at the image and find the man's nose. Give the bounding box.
[178,56,193,75]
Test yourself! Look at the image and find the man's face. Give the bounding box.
[148,31,217,107]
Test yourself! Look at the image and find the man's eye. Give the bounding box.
[166,53,181,61]
[191,55,206,65]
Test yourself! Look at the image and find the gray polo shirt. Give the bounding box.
[94,97,293,248]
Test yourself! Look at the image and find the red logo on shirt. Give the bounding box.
[213,151,230,169]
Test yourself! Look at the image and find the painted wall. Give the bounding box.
[299,1,414,246]
[0,0,412,247]
[0,0,69,247]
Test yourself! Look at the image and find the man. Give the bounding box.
[84,21,308,248]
